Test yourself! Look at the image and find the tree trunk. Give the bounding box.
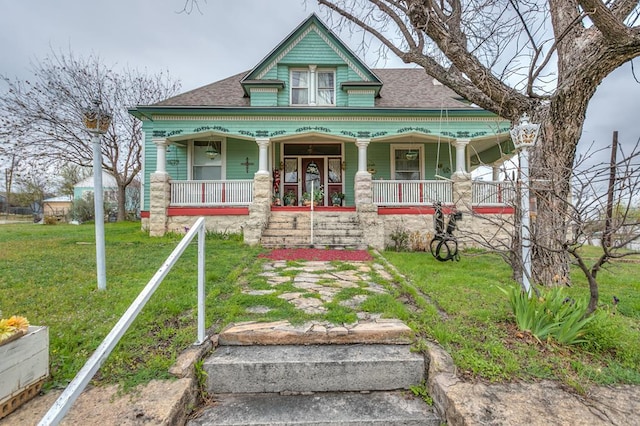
[116,183,126,221]
[529,86,594,286]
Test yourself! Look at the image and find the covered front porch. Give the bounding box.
[146,129,516,248]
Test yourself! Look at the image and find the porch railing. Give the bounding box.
[372,180,453,206]
[170,180,253,206]
[472,180,516,205]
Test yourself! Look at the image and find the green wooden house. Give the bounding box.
[130,14,515,249]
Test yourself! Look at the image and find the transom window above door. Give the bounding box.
[290,67,335,106]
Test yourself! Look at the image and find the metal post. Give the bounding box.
[196,223,206,345]
[92,134,106,291]
[310,180,314,245]
[520,147,532,295]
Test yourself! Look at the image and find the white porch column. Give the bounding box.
[256,138,270,176]
[153,138,169,174]
[150,138,170,237]
[356,138,370,174]
[452,138,470,179]
[492,164,501,181]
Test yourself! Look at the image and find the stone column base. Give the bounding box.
[149,172,171,237]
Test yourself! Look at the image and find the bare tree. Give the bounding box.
[0,51,181,221]
[566,138,640,314]
[309,0,640,285]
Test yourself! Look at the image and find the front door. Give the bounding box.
[302,158,324,205]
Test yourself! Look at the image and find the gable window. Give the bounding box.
[290,67,335,106]
[291,71,309,105]
[317,71,335,105]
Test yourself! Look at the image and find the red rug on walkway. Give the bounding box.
[260,248,372,261]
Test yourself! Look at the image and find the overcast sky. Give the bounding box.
[1,0,639,166]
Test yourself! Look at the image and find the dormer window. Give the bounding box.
[290,66,335,106]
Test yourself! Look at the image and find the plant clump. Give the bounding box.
[0,315,30,343]
[500,286,595,345]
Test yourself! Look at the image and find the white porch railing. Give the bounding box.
[372,180,453,206]
[171,180,253,206]
[472,180,516,205]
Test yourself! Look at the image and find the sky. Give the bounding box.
[1,0,639,172]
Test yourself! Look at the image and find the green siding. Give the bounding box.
[276,65,289,106]
[226,138,259,179]
[347,91,375,107]
[261,67,278,80]
[250,90,278,107]
[281,30,344,65]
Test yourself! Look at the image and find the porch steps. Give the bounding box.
[261,211,365,249]
[187,323,440,426]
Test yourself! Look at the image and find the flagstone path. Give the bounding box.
[222,258,414,346]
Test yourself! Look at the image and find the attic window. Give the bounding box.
[290,67,335,106]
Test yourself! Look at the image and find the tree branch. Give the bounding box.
[579,0,632,41]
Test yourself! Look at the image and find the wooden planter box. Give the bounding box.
[0,326,49,419]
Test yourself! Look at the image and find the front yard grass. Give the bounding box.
[1,222,638,394]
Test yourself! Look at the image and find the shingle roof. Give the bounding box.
[153,68,470,109]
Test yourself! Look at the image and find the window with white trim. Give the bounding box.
[392,145,423,180]
[291,70,309,105]
[290,67,335,106]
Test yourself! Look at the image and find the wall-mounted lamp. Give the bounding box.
[341,161,346,171]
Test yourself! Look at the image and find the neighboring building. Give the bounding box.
[73,171,118,203]
[43,195,73,218]
[129,14,515,248]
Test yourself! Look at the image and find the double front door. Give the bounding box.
[282,156,343,206]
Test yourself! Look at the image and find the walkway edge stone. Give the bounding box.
[218,319,414,345]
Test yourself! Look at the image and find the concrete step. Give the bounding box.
[187,391,440,425]
[203,344,424,394]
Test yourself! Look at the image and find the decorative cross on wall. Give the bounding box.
[240,157,254,173]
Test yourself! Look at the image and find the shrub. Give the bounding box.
[389,224,409,251]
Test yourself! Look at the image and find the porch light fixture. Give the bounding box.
[510,113,541,296]
[405,151,418,161]
[83,99,112,291]
[206,140,219,159]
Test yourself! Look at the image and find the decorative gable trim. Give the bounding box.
[255,25,369,82]
[243,14,381,87]
[347,89,376,95]
[250,88,279,93]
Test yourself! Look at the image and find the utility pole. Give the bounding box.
[603,131,618,249]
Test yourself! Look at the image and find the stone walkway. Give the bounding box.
[224,259,414,345]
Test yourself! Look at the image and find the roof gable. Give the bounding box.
[242,14,380,85]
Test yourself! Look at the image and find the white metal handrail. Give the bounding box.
[472,180,516,205]
[39,217,207,426]
[171,180,253,206]
[372,180,453,206]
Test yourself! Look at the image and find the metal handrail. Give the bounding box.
[39,217,207,426]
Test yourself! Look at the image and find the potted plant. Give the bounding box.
[302,186,323,206]
[331,191,345,206]
[283,190,297,206]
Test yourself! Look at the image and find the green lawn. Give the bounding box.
[1,222,638,393]
[383,249,640,392]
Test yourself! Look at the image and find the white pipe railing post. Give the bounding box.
[310,180,314,245]
[196,222,206,345]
